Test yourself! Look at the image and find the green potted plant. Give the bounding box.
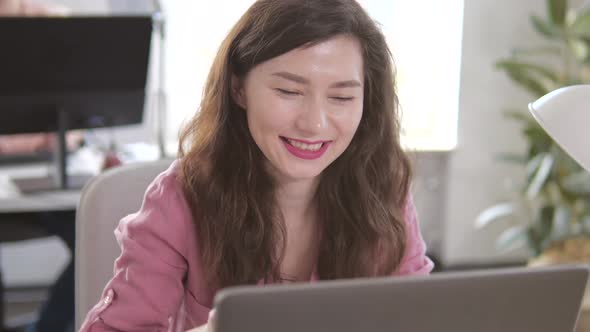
[476,0,590,264]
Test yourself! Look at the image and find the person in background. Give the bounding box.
[0,134,81,155]
[0,0,64,15]
[80,0,434,331]
[0,1,77,332]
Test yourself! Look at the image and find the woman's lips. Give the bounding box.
[280,136,331,160]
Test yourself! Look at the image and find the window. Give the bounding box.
[161,0,464,151]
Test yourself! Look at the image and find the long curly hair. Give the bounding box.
[179,0,412,288]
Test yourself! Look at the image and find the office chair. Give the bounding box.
[74,158,174,330]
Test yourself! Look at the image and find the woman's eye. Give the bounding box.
[275,88,301,96]
[331,96,355,102]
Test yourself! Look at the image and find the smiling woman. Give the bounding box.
[79,1,433,331]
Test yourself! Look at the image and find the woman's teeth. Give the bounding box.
[287,139,323,152]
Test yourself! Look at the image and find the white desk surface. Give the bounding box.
[0,163,81,214]
[0,146,161,214]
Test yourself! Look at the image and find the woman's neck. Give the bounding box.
[274,177,321,282]
[275,177,319,227]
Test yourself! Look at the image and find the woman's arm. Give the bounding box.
[80,168,193,331]
[393,195,434,276]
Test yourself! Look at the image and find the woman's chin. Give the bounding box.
[278,167,324,183]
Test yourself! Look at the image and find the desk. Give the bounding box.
[0,164,80,212]
[0,190,80,214]
[0,164,80,241]
[0,164,80,210]
[0,163,81,330]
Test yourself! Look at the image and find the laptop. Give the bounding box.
[213,265,589,332]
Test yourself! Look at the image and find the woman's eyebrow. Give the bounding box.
[271,71,362,88]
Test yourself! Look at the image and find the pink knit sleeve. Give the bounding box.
[393,195,434,276]
[79,165,191,331]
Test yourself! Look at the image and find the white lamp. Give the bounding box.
[528,84,590,171]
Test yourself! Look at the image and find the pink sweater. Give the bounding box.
[80,160,433,332]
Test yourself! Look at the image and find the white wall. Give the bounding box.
[442,0,546,264]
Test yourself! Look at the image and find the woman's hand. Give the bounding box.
[186,309,216,332]
[186,324,210,332]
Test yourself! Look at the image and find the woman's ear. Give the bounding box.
[231,75,246,109]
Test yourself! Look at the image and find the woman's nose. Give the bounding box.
[295,97,327,134]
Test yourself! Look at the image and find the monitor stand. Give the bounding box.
[10,107,93,193]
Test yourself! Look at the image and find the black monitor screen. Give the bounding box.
[0,16,153,134]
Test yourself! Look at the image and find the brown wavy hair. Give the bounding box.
[179,0,411,288]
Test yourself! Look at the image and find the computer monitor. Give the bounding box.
[0,15,153,189]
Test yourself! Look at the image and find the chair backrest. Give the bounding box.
[75,159,173,330]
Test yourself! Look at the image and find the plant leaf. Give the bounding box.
[567,37,590,61]
[526,153,555,198]
[496,60,559,96]
[496,225,528,252]
[548,0,568,26]
[511,45,563,58]
[526,153,546,179]
[582,215,590,232]
[496,152,528,165]
[571,10,590,38]
[550,205,571,240]
[475,203,515,229]
[531,15,559,37]
[561,171,590,195]
[536,205,555,250]
[496,60,560,83]
[507,72,551,97]
[524,126,553,157]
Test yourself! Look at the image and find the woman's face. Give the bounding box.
[235,34,364,184]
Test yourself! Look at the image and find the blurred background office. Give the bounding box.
[0,1,157,331]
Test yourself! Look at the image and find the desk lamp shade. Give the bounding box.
[528,85,590,172]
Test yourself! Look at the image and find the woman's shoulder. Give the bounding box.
[142,159,187,208]
[117,159,195,256]
[139,158,193,222]
[150,158,182,186]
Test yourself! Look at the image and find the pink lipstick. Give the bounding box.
[280,136,331,160]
